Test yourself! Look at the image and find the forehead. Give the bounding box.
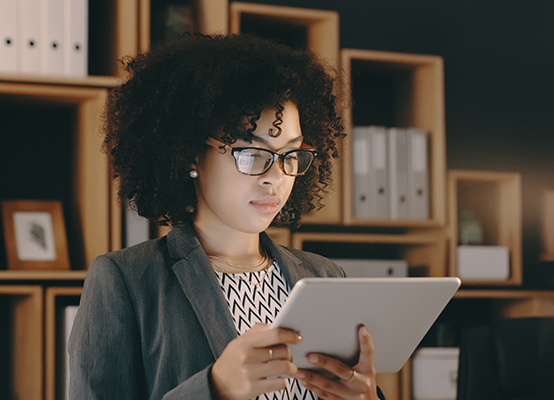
[249,102,303,146]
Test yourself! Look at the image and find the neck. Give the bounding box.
[192,221,263,266]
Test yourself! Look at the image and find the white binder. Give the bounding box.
[387,128,409,219]
[368,126,389,219]
[64,0,88,76]
[46,0,65,74]
[352,126,371,219]
[20,0,45,73]
[407,128,429,220]
[0,0,19,73]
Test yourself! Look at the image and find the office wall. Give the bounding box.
[236,0,554,286]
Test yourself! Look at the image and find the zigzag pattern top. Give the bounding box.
[215,262,318,400]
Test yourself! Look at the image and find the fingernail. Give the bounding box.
[308,354,319,363]
[361,326,369,336]
[297,334,303,341]
[296,371,306,379]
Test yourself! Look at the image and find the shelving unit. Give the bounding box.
[447,170,522,285]
[0,2,547,400]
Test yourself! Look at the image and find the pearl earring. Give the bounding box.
[190,170,198,178]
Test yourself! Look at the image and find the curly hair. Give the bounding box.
[104,33,344,228]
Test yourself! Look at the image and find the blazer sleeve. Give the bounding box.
[69,255,148,399]
[69,255,215,400]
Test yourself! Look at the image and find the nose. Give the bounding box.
[259,157,286,186]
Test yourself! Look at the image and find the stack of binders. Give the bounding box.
[352,126,429,220]
[0,0,88,76]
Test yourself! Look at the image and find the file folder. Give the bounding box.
[387,128,409,219]
[47,0,65,74]
[64,0,88,76]
[368,126,389,219]
[20,0,44,73]
[0,0,19,73]
[352,126,371,219]
[407,128,429,220]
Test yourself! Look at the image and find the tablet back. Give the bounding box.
[272,277,461,373]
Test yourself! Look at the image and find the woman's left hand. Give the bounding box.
[294,325,380,400]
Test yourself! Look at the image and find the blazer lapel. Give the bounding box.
[167,224,238,360]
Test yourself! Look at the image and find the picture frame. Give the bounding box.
[1,200,70,270]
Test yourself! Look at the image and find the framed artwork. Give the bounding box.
[1,200,70,270]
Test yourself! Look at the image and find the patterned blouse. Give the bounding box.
[215,262,318,400]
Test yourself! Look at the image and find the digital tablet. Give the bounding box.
[271,277,461,373]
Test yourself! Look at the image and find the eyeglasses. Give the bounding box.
[206,137,318,177]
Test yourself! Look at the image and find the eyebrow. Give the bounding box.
[250,135,304,146]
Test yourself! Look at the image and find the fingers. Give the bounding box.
[355,325,376,376]
[244,324,303,349]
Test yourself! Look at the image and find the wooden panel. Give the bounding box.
[0,286,43,400]
[45,287,82,400]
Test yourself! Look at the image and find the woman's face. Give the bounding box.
[193,102,302,235]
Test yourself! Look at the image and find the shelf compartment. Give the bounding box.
[140,0,229,52]
[341,49,446,228]
[447,170,522,286]
[45,287,82,400]
[291,231,447,278]
[0,285,43,400]
[0,82,112,271]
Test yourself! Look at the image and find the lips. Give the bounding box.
[250,196,281,214]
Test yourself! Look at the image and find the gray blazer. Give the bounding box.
[69,223,345,399]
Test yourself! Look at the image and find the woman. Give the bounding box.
[69,33,384,400]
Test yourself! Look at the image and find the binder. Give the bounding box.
[20,0,44,74]
[352,126,371,219]
[407,128,429,220]
[125,201,150,247]
[60,306,79,400]
[0,0,19,73]
[368,126,389,219]
[387,128,409,220]
[64,0,88,76]
[46,0,65,74]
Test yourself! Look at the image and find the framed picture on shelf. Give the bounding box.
[1,200,70,270]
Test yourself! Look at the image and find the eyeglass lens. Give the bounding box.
[235,148,314,176]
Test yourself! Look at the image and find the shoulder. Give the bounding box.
[279,245,345,278]
[87,237,170,282]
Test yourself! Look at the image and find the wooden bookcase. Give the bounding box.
[0,2,543,400]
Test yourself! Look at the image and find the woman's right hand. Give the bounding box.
[210,323,303,400]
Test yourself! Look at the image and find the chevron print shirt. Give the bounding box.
[215,262,318,400]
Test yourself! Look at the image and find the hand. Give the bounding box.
[294,325,380,400]
[210,323,303,400]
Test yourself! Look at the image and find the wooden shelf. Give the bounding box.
[0,74,123,88]
[447,170,522,286]
[292,231,447,278]
[341,49,446,228]
[0,270,87,281]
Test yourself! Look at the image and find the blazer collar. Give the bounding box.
[166,223,310,360]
